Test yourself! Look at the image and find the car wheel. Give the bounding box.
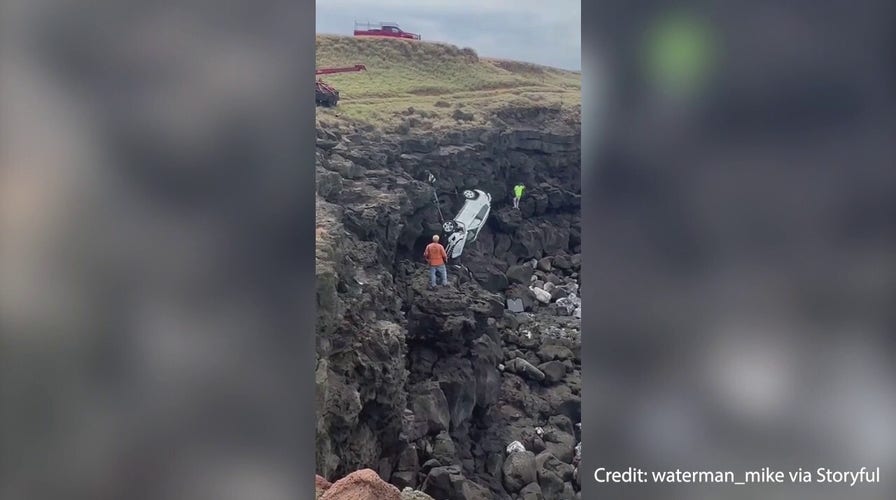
[443,220,456,232]
[462,190,476,199]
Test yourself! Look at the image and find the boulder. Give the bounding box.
[519,482,545,500]
[552,254,572,270]
[400,489,435,500]
[329,154,364,179]
[472,264,509,292]
[316,475,332,499]
[530,287,551,304]
[537,257,553,272]
[410,382,450,435]
[502,451,537,493]
[537,344,575,363]
[548,285,567,302]
[504,358,545,382]
[542,428,577,464]
[316,170,343,201]
[538,360,567,384]
[431,430,457,466]
[505,284,536,311]
[320,469,401,500]
[392,444,420,489]
[421,466,490,500]
[506,264,534,285]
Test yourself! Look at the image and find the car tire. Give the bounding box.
[443,220,456,232]
[462,189,477,199]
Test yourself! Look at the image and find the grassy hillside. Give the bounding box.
[316,35,580,128]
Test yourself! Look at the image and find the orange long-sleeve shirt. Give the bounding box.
[424,242,448,266]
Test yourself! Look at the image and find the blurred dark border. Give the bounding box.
[0,1,317,498]
[583,1,896,499]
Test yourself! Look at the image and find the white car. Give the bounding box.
[443,189,492,259]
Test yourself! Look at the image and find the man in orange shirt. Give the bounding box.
[424,234,449,288]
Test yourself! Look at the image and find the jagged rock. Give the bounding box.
[329,154,365,179]
[504,358,545,382]
[506,264,534,285]
[410,382,451,435]
[422,465,491,500]
[549,415,575,436]
[519,482,545,500]
[471,263,509,292]
[536,257,553,272]
[317,170,343,201]
[542,427,577,464]
[505,284,536,311]
[551,254,571,270]
[534,453,566,498]
[392,444,421,489]
[421,459,441,473]
[400,488,436,500]
[506,298,524,313]
[431,430,458,466]
[434,359,477,430]
[316,475,332,499]
[537,344,574,363]
[502,451,537,493]
[538,360,567,384]
[320,469,401,500]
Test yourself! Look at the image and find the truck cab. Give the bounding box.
[354,21,421,40]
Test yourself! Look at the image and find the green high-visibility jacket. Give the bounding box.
[514,185,525,198]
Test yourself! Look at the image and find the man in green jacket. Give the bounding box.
[513,183,525,209]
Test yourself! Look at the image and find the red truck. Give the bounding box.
[353,21,420,40]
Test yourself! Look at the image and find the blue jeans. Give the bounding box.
[429,265,447,286]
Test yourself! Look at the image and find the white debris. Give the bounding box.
[498,363,505,371]
[555,297,577,314]
[535,426,544,436]
[506,441,526,454]
[530,286,551,304]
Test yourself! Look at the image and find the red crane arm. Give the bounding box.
[315,64,367,75]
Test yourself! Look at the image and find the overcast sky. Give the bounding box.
[316,0,581,71]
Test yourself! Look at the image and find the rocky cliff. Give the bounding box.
[316,104,582,500]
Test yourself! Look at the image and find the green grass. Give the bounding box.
[316,35,580,128]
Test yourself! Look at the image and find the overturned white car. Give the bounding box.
[443,189,492,259]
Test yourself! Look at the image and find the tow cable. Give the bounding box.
[426,171,446,224]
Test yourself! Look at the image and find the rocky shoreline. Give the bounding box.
[316,105,581,499]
